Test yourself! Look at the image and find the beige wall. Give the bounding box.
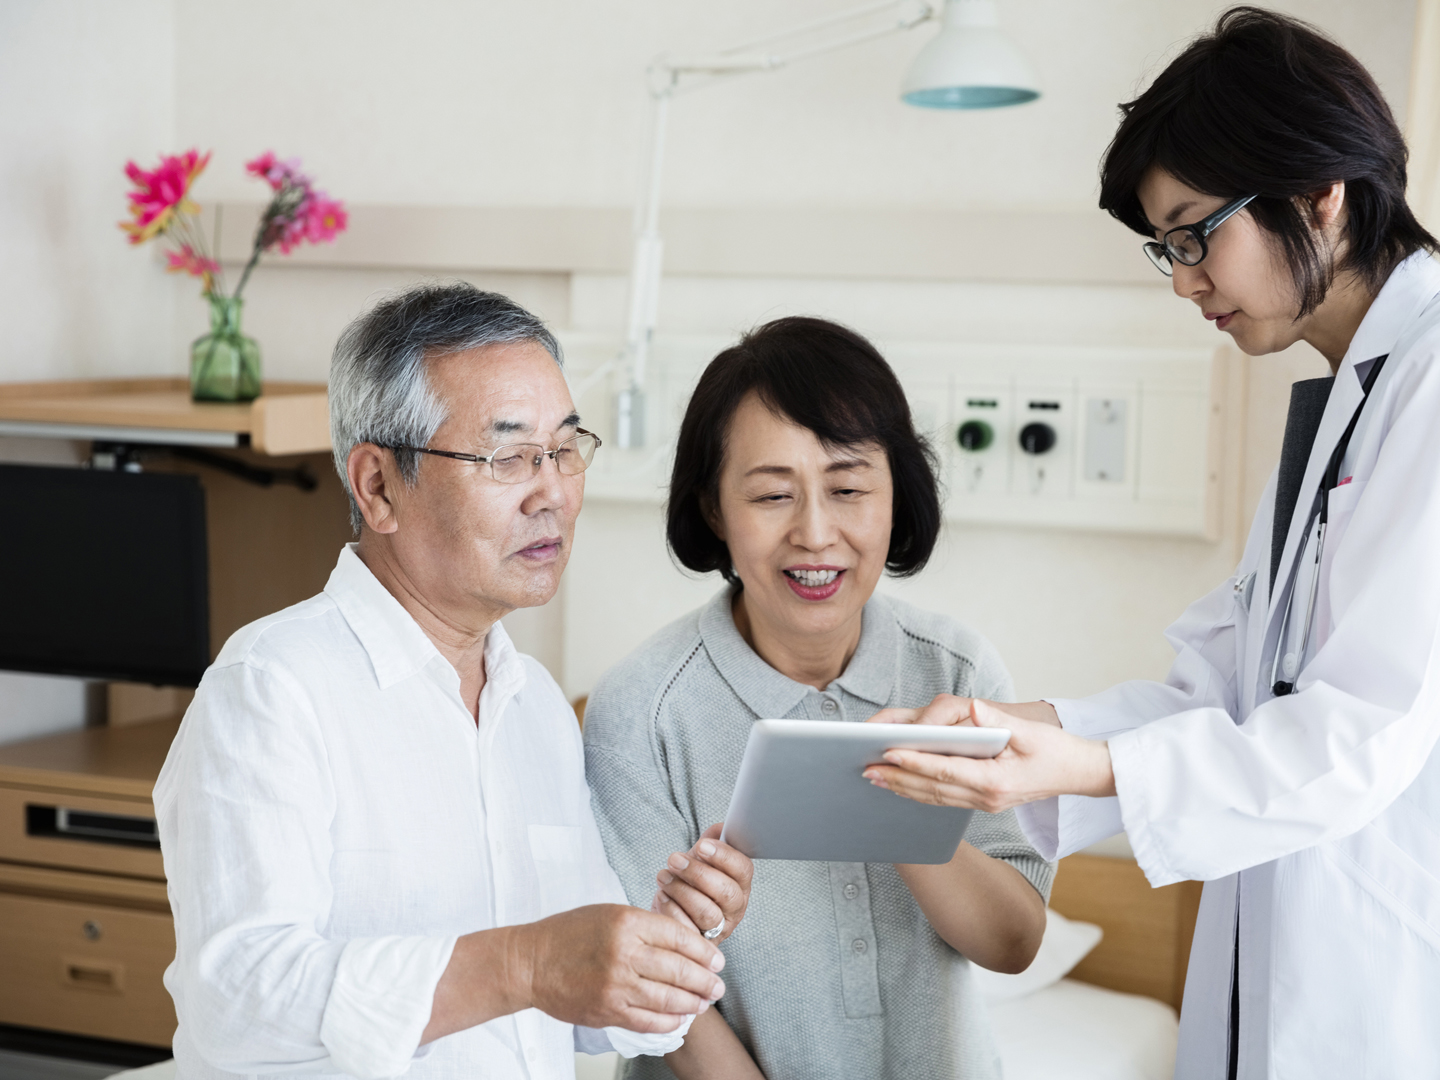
[169,0,1413,211]
[0,1,1405,738]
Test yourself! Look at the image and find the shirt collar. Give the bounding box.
[698,586,898,718]
[325,544,523,698]
[481,619,527,705]
[1342,251,1440,380]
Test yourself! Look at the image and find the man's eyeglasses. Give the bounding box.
[377,429,602,485]
[1142,194,1257,276]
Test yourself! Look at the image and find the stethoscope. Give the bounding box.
[1270,354,1388,697]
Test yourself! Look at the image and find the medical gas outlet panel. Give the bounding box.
[889,342,1222,538]
[559,333,1224,540]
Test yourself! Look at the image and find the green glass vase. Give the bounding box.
[190,296,262,402]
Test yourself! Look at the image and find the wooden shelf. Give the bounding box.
[0,378,330,456]
[0,718,180,801]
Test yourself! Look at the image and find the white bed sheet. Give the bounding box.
[988,977,1179,1080]
[108,979,1177,1080]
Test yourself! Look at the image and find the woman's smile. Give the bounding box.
[782,564,845,601]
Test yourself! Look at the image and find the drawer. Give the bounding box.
[0,786,163,880]
[0,889,176,1046]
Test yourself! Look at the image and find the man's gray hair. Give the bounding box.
[329,281,563,532]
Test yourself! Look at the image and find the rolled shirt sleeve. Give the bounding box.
[321,936,457,1079]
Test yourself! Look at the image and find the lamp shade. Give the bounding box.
[901,0,1039,109]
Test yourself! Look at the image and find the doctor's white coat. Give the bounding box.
[1017,251,1440,1079]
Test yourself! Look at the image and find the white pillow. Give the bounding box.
[969,908,1104,1003]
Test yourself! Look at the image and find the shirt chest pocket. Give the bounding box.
[528,824,587,917]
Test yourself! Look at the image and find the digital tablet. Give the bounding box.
[719,719,1010,864]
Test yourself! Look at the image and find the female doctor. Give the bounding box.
[864,8,1440,1079]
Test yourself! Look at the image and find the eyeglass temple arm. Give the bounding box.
[1200,194,1258,235]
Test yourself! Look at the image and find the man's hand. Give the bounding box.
[651,824,753,945]
[861,696,1114,813]
[519,904,727,1034]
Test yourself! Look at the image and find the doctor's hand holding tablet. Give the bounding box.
[862,697,1116,812]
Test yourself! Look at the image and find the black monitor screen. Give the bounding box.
[0,464,209,686]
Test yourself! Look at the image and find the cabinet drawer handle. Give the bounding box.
[60,957,124,993]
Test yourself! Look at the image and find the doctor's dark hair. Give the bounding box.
[1099,6,1437,317]
[667,316,941,585]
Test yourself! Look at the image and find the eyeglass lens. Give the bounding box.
[1164,228,1206,266]
[1143,242,1173,276]
[490,432,599,484]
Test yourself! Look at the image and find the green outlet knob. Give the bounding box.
[957,420,994,452]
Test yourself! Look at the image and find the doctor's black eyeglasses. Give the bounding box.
[376,429,601,484]
[1142,194,1257,276]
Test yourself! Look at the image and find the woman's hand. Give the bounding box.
[651,824,753,945]
[863,696,1115,812]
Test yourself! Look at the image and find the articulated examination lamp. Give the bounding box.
[612,0,1040,448]
[902,0,1041,108]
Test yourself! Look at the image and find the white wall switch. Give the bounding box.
[1083,397,1128,482]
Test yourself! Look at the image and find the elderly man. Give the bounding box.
[155,283,753,1080]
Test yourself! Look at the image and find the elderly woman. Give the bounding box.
[582,316,1053,1080]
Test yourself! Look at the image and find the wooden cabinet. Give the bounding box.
[0,888,176,1046]
[0,720,179,1047]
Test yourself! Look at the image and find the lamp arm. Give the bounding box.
[718,0,927,57]
[663,0,936,77]
[612,0,939,449]
[621,91,669,399]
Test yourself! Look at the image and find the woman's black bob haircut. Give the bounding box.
[667,316,941,586]
[1100,6,1437,317]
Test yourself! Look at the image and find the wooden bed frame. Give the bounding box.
[1049,853,1202,1011]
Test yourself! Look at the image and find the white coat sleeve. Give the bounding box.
[1016,562,1248,861]
[155,660,455,1080]
[1106,340,1440,887]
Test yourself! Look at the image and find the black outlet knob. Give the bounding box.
[1019,422,1056,455]
[956,420,993,452]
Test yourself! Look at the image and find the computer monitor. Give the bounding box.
[0,464,210,687]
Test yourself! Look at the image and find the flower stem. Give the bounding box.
[233,246,262,301]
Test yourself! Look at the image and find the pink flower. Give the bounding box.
[303,195,347,244]
[120,149,210,243]
[244,151,309,192]
[165,244,220,280]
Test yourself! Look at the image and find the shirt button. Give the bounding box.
[822,698,838,714]
[843,884,859,900]
[526,1047,537,1062]
[852,938,868,954]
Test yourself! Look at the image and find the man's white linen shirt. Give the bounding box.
[155,545,687,1080]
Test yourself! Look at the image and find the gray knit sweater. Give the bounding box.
[583,587,1054,1080]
